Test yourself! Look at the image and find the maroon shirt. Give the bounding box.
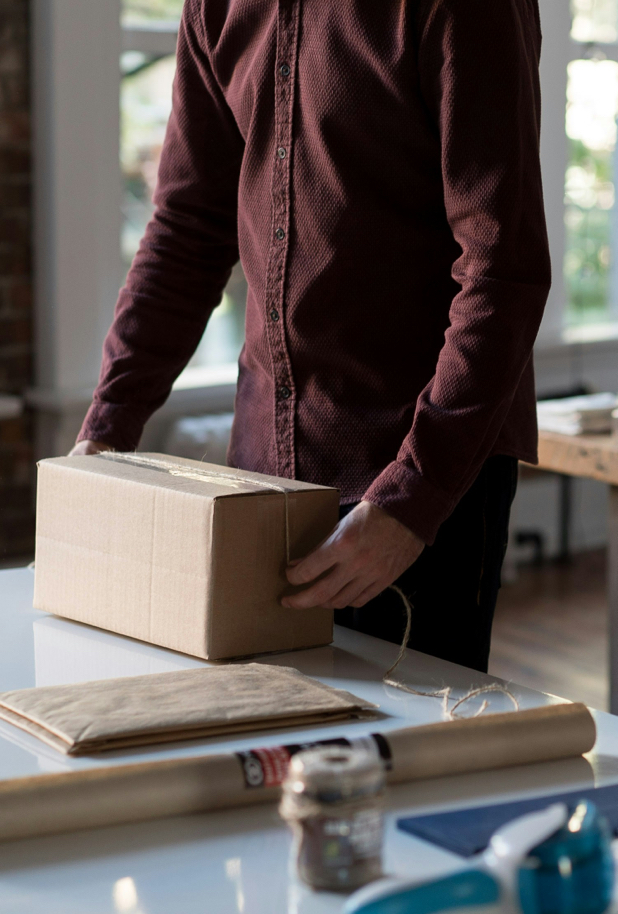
[79,0,551,545]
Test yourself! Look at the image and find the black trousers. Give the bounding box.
[334,455,519,673]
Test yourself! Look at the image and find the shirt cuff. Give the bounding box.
[77,401,149,453]
[362,460,455,546]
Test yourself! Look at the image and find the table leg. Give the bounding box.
[557,474,572,564]
[609,485,618,713]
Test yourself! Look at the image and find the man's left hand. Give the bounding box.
[282,500,425,610]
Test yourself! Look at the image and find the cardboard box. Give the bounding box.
[34,453,339,660]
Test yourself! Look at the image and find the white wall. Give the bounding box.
[512,475,608,559]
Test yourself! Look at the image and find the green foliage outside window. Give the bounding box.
[571,0,618,42]
[564,56,618,327]
[122,0,183,25]
[565,140,613,324]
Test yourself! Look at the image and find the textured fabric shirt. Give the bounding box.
[79,0,551,545]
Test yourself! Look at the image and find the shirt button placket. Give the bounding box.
[265,0,300,479]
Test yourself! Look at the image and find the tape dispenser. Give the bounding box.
[345,800,615,914]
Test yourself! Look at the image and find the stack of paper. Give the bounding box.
[536,393,618,435]
[0,663,376,755]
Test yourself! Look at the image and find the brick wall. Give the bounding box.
[0,0,34,562]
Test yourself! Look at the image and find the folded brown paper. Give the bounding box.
[0,664,377,755]
[33,453,339,660]
[0,702,596,843]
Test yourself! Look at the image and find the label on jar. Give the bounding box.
[317,808,384,868]
[236,733,392,789]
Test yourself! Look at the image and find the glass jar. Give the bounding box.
[280,744,385,892]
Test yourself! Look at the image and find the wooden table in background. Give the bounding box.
[534,430,618,713]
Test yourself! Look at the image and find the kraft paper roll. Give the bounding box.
[385,701,596,781]
[0,702,596,843]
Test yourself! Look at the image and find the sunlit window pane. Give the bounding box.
[565,59,618,325]
[571,0,618,43]
[122,0,183,27]
[121,54,174,266]
[120,52,246,368]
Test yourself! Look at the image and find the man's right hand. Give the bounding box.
[69,439,113,456]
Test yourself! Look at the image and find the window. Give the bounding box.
[121,0,246,376]
[565,0,618,333]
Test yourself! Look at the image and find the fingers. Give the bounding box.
[348,581,386,608]
[286,532,341,587]
[282,503,419,612]
[320,578,372,610]
[69,440,112,457]
[283,571,387,611]
[281,564,352,610]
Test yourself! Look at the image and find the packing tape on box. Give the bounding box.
[97,451,295,562]
[0,702,595,842]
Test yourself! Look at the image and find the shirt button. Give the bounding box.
[277,147,286,159]
[275,227,285,240]
[280,63,291,77]
[270,308,279,321]
[279,385,291,400]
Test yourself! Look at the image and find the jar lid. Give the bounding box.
[283,745,385,804]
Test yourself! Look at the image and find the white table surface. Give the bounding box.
[1,567,618,914]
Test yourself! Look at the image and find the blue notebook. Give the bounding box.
[398,783,618,858]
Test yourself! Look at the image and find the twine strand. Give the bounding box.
[383,584,519,720]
